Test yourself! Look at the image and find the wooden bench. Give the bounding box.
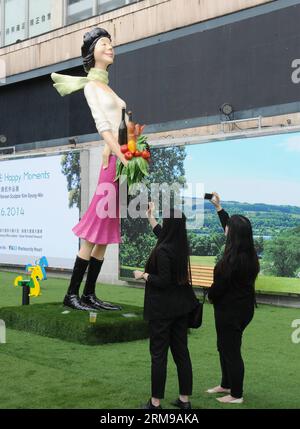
[191,265,214,288]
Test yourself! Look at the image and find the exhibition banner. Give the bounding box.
[0,152,80,269]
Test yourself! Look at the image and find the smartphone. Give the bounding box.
[204,193,213,200]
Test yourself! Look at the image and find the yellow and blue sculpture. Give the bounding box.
[14,256,48,302]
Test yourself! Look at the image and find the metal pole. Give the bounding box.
[24,0,29,41]
[22,285,30,305]
[93,0,98,16]
[62,0,67,26]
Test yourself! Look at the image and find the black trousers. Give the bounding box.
[215,308,254,399]
[148,314,192,399]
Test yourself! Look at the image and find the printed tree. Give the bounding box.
[61,151,81,210]
[120,145,187,271]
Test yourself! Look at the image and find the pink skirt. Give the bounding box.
[72,155,121,244]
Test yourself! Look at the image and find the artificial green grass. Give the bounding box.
[0,270,145,308]
[0,302,148,345]
[0,270,300,409]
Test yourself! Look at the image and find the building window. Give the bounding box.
[0,0,142,47]
[98,0,136,15]
[4,0,26,45]
[67,0,93,25]
[29,0,53,38]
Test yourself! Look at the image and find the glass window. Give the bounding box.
[29,0,55,38]
[1,0,141,47]
[98,0,136,15]
[67,0,93,25]
[4,0,26,46]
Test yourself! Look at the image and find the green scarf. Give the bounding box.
[51,67,109,97]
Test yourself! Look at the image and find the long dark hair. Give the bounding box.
[217,214,260,285]
[145,209,191,286]
[81,27,112,73]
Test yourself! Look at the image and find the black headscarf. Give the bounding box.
[81,27,112,73]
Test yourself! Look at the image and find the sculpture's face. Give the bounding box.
[94,37,114,67]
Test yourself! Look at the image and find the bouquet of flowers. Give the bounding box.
[114,123,151,188]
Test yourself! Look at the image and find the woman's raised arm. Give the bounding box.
[210,192,230,232]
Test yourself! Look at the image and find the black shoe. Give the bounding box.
[63,294,96,311]
[81,293,122,311]
[172,398,192,409]
[141,399,162,410]
[82,257,122,310]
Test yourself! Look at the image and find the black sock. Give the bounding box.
[83,256,104,296]
[67,255,90,295]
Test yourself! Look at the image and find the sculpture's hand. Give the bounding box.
[102,143,111,169]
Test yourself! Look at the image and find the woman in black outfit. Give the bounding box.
[134,203,198,410]
[207,192,259,404]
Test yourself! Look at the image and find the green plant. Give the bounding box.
[115,135,150,188]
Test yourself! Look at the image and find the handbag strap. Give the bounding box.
[202,288,208,303]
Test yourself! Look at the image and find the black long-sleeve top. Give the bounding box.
[217,208,230,231]
[208,209,256,314]
[143,224,198,321]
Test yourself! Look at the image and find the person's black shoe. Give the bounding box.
[63,294,95,311]
[141,399,162,410]
[172,398,192,409]
[81,293,121,311]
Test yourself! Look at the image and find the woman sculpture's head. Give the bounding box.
[81,27,114,73]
